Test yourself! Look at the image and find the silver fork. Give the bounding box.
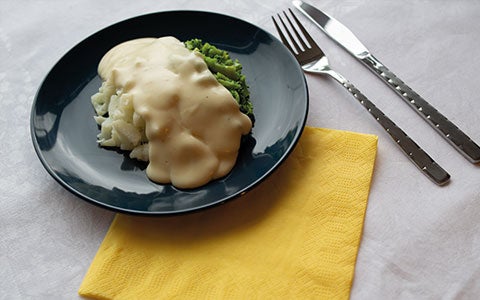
[272,9,450,185]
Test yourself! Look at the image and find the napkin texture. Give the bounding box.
[78,126,378,299]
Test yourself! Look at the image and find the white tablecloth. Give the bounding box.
[2,0,480,299]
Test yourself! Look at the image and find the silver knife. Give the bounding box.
[293,0,480,164]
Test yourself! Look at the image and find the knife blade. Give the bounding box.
[293,0,480,164]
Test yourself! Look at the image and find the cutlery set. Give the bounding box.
[273,1,480,185]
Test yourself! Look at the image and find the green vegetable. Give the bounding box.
[185,39,254,125]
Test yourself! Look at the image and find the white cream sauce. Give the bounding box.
[98,36,252,189]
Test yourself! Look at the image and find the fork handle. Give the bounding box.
[361,54,480,163]
[335,76,450,185]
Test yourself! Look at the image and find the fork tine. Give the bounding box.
[271,16,296,55]
[283,10,309,51]
[286,8,320,52]
[274,14,302,54]
[273,9,324,66]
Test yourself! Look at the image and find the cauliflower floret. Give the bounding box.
[91,81,148,160]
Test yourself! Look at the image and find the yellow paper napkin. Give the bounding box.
[79,126,378,300]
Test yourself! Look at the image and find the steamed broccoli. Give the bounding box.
[185,39,254,124]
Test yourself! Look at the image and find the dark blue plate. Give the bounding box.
[30,11,308,215]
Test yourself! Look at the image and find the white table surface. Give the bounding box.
[2,0,480,299]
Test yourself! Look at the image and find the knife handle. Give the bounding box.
[336,77,450,185]
[361,54,480,163]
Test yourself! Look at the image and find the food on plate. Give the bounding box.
[91,36,253,189]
